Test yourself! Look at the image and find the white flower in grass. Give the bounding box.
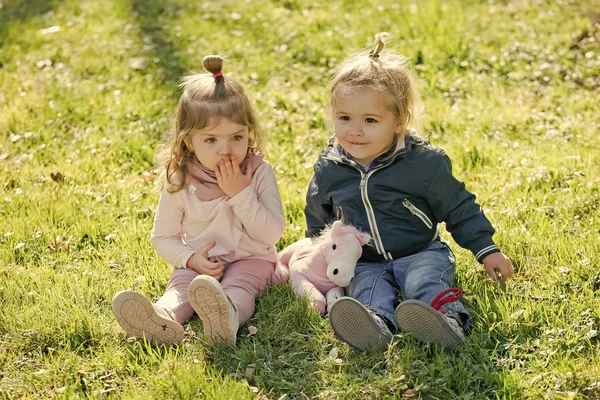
[328,347,342,364]
[39,26,60,35]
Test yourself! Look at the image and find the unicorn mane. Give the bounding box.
[310,223,337,245]
[311,222,370,246]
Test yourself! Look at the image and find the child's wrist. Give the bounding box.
[185,253,195,269]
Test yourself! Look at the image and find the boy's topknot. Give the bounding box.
[369,32,389,59]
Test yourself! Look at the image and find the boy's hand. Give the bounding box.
[482,252,514,280]
[186,241,224,280]
[215,155,252,198]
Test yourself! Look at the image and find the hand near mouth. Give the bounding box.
[215,155,252,198]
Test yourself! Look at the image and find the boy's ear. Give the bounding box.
[394,114,407,136]
[394,120,404,136]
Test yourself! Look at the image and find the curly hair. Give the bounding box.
[157,55,263,193]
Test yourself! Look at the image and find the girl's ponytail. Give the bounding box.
[202,55,225,97]
[202,55,223,76]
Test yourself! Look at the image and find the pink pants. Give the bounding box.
[154,258,275,325]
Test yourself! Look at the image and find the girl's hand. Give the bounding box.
[215,155,252,198]
[482,252,514,281]
[186,241,224,280]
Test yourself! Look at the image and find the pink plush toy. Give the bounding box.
[275,221,371,315]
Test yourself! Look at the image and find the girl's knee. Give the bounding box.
[166,267,198,287]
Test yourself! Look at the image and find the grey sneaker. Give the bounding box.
[188,275,239,346]
[328,297,393,351]
[394,299,465,349]
[112,290,184,345]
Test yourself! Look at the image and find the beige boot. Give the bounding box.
[112,290,184,345]
[188,276,239,345]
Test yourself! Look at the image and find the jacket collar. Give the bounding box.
[321,134,415,172]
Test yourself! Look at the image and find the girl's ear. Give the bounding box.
[183,136,193,151]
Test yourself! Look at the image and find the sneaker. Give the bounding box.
[328,297,393,351]
[188,275,239,345]
[394,299,465,349]
[112,290,184,345]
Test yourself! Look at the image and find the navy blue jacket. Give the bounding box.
[305,136,500,263]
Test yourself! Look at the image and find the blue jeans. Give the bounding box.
[346,240,472,332]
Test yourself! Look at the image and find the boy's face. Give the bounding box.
[189,117,249,171]
[332,86,403,167]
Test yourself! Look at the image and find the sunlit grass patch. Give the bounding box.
[1,0,600,398]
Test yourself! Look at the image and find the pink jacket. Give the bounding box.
[151,161,285,268]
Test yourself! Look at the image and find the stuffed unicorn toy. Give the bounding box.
[276,221,371,315]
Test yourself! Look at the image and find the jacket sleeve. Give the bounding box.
[226,162,285,246]
[150,187,197,269]
[304,166,332,238]
[426,152,500,263]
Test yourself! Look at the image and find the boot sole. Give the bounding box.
[112,290,184,345]
[188,276,236,345]
[394,300,465,349]
[329,297,392,351]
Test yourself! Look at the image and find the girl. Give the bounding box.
[305,34,514,351]
[112,55,285,346]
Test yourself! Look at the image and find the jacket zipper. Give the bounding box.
[402,199,433,229]
[359,171,390,259]
[322,153,403,261]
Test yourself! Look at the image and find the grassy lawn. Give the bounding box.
[1,0,599,398]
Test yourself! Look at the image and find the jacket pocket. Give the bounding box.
[403,199,433,229]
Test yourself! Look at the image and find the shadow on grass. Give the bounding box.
[207,284,326,397]
[130,0,188,89]
[0,0,59,51]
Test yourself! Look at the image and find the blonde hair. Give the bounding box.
[158,55,263,193]
[330,33,424,147]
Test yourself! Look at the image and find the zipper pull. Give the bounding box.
[403,198,415,214]
[359,175,366,189]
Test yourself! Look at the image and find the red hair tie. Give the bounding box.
[213,71,223,77]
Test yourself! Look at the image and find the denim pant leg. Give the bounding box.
[393,241,473,332]
[346,260,397,330]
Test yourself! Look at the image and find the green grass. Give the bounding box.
[1,0,600,398]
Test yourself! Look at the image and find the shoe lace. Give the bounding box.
[430,288,463,314]
[369,311,392,335]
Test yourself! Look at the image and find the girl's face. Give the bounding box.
[333,86,403,167]
[189,117,249,170]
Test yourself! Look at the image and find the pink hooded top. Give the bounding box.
[150,161,285,268]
